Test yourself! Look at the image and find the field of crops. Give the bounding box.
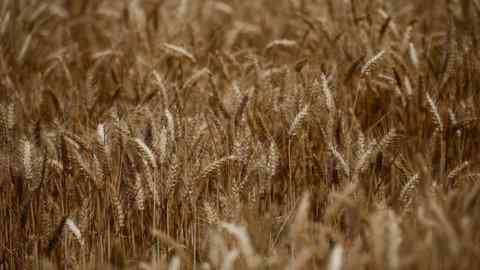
[1,0,480,269]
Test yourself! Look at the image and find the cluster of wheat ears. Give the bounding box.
[1,0,480,269]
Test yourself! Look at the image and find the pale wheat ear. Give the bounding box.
[409,42,419,68]
[162,43,196,63]
[17,32,32,64]
[425,92,443,132]
[20,138,33,188]
[361,50,387,78]
[154,127,168,163]
[329,144,350,177]
[166,155,179,199]
[0,104,7,143]
[328,244,344,270]
[182,67,210,90]
[93,140,108,187]
[266,140,279,178]
[130,137,157,169]
[203,200,220,226]
[403,76,414,97]
[374,128,398,155]
[0,102,14,146]
[264,39,298,53]
[318,72,337,145]
[320,73,335,113]
[165,109,175,142]
[441,20,459,88]
[447,161,470,181]
[108,183,125,230]
[197,155,236,180]
[288,104,309,137]
[133,172,145,211]
[399,173,420,205]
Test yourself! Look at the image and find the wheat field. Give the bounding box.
[1,0,480,269]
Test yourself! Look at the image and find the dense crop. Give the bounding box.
[1,0,480,269]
